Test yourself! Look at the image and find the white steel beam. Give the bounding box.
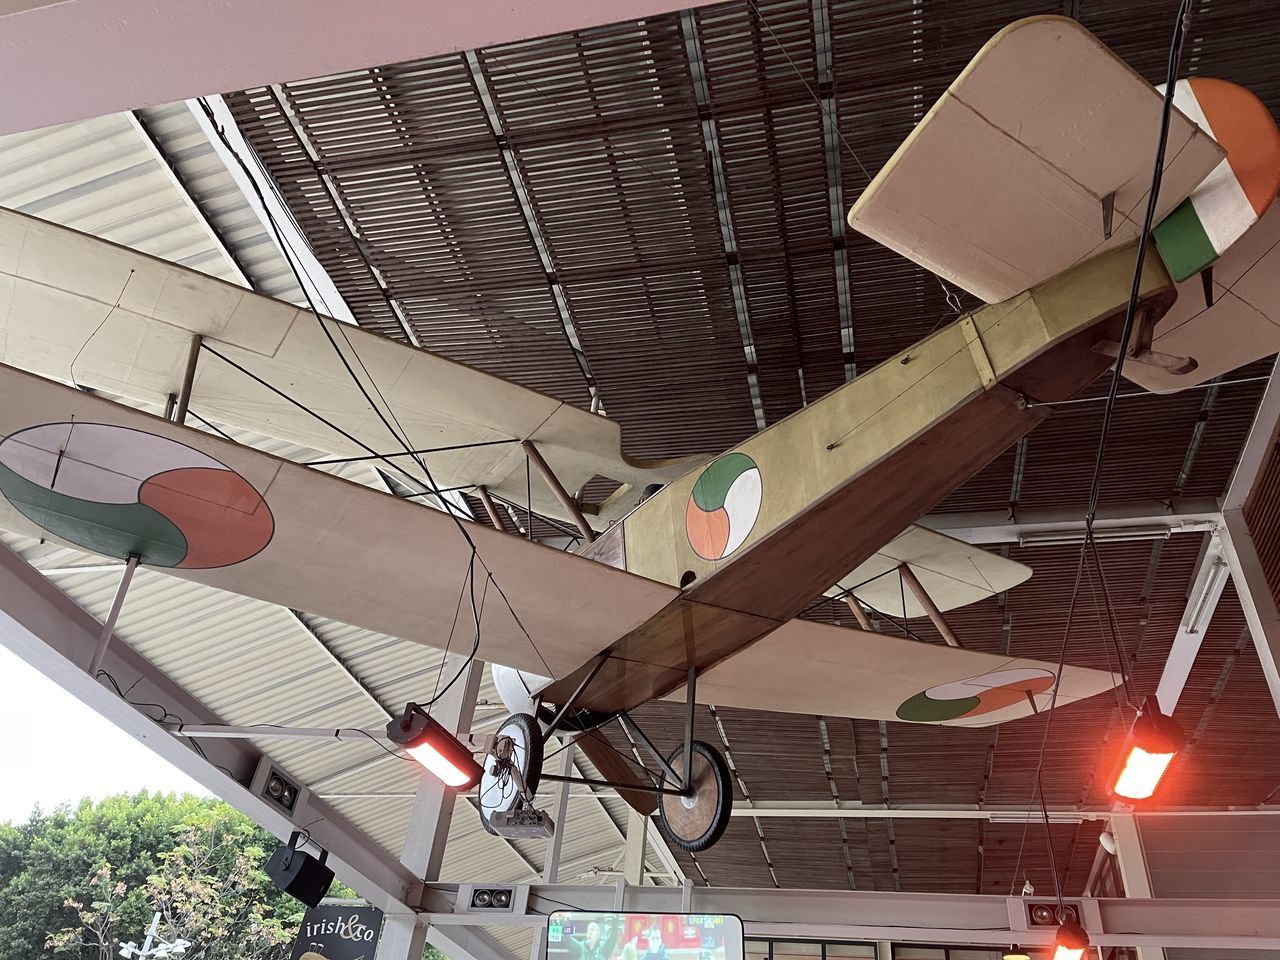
[420,882,1280,950]
[623,809,646,886]
[726,801,1280,820]
[384,656,488,960]
[1220,368,1280,717]
[0,541,423,916]
[429,924,518,960]
[922,498,1221,545]
[1156,531,1231,713]
[1110,813,1165,960]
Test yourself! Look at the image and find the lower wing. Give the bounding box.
[662,617,1119,729]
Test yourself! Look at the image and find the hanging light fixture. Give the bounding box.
[1051,918,1090,960]
[1109,698,1185,802]
[387,702,484,789]
[1002,948,1031,960]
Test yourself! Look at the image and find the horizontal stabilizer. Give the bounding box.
[848,16,1222,304]
[826,524,1031,618]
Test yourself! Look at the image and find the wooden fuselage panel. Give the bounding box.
[548,243,1175,712]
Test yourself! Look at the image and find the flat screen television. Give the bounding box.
[547,912,744,960]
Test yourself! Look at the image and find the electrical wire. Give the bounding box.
[194,97,559,692]
[69,270,134,391]
[1024,374,1269,408]
[95,670,245,783]
[743,0,965,316]
[1008,0,1195,907]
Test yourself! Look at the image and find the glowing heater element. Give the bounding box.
[1109,698,1185,803]
[1113,745,1177,801]
[1051,919,1090,960]
[387,703,484,790]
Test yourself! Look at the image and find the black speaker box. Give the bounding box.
[265,832,334,907]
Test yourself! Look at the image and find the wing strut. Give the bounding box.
[899,563,964,648]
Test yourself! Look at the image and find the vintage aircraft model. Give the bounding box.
[0,16,1276,852]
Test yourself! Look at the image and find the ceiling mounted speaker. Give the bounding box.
[265,832,334,908]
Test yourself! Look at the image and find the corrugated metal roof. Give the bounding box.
[214,0,1280,898]
[4,528,669,902]
[6,0,1280,913]
[134,101,308,304]
[0,111,244,278]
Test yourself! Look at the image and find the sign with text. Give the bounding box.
[289,903,384,960]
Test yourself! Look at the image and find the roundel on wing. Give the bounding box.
[0,422,274,569]
[896,668,1055,723]
[685,452,762,562]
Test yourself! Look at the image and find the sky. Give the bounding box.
[0,644,208,824]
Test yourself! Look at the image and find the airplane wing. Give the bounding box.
[826,524,1031,617]
[847,15,1224,304]
[0,363,677,678]
[0,207,705,527]
[1125,200,1280,393]
[666,617,1118,729]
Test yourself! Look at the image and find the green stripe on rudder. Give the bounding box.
[1154,198,1219,282]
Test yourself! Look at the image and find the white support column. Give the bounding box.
[531,741,577,960]
[380,656,485,960]
[0,542,423,916]
[1220,367,1280,717]
[623,809,647,886]
[1110,814,1165,960]
[1221,515,1280,714]
[1155,530,1230,713]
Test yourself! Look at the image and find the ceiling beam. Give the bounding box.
[0,0,728,137]
[1220,366,1280,718]
[729,801,1280,821]
[421,881,1280,950]
[922,497,1221,545]
[1155,530,1231,713]
[0,541,425,917]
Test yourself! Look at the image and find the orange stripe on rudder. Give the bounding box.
[1189,77,1280,218]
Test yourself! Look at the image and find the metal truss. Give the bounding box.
[421,882,1280,951]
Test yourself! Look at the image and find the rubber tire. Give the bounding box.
[480,712,544,836]
[657,740,733,853]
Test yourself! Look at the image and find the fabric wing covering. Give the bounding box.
[0,363,675,679]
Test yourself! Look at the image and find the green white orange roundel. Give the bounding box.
[896,668,1055,723]
[0,422,274,570]
[685,452,762,561]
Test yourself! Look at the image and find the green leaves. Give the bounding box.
[0,793,306,960]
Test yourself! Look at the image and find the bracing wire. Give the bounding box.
[194,97,560,686]
[1009,0,1195,905]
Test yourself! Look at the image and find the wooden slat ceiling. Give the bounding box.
[224,0,1280,895]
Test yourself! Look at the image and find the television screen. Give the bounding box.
[547,912,744,960]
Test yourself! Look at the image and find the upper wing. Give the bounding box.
[0,363,677,677]
[0,207,704,526]
[1126,199,1280,393]
[847,16,1223,304]
[826,524,1031,617]
[666,618,1119,728]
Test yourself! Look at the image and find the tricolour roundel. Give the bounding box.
[896,667,1055,723]
[0,422,274,569]
[685,452,762,561]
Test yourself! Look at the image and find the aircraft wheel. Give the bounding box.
[657,740,732,852]
[479,712,543,836]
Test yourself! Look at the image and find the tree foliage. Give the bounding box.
[0,793,306,960]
